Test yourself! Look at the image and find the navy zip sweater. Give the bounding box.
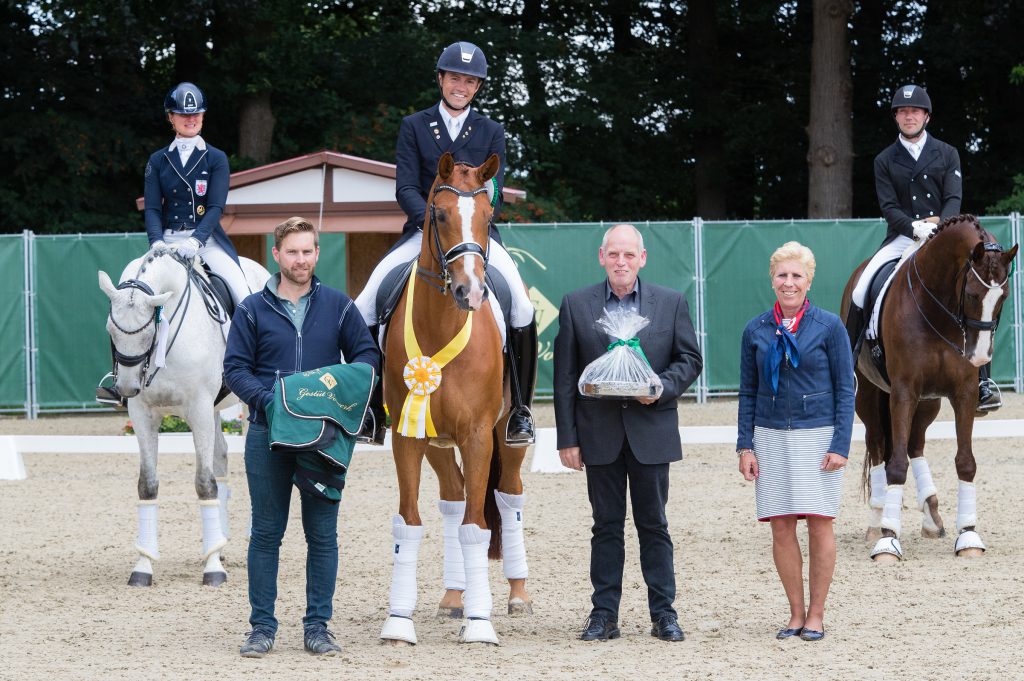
[224,275,380,425]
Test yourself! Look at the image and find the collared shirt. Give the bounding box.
[604,278,641,314]
[898,131,928,161]
[438,103,470,141]
[267,273,313,330]
[169,135,208,166]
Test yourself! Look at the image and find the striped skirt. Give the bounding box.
[752,425,844,521]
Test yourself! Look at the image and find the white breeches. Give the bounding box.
[162,229,253,306]
[851,235,914,308]
[355,232,534,328]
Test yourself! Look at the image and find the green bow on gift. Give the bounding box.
[607,337,652,367]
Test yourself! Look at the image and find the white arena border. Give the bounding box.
[8,420,1022,467]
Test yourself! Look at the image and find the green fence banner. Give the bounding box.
[0,235,27,411]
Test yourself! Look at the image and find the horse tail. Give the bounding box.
[485,429,503,560]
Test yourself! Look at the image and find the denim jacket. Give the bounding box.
[736,303,855,457]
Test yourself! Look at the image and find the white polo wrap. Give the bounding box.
[388,515,424,618]
[135,501,160,561]
[438,499,466,591]
[495,491,528,579]
[880,485,904,536]
[459,523,493,621]
[957,481,978,531]
[910,458,938,510]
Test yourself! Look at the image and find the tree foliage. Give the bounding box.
[2,0,1023,233]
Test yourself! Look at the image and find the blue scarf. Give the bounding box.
[764,300,809,394]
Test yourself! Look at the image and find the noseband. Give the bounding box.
[907,242,1009,356]
[419,182,491,295]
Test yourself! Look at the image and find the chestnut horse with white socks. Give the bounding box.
[840,215,1016,562]
[379,152,532,646]
[99,248,269,586]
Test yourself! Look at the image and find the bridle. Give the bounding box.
[906,242,1009,356]
[417,177,491,295]
[107,252,226,389]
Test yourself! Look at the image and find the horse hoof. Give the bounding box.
[864,527,882,544]
[870,536,903,563]
[921,526,946,539]
[128,571,153,587]
[507,598,533,616]
[202,571,227,587]
[954,530,986,557]
[872,552,901,565]
[382,639,414,647]
[436,606,464,620]
[957,547,985,558]
[459,619,499,645]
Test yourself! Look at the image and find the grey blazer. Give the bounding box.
[553,280,703,465]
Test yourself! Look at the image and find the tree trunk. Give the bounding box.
[807,0,854,218]
[238,92,275,164]
[688,0,728,219]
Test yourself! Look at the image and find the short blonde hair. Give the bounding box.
[274,216,319,250]
[769,241,816,284]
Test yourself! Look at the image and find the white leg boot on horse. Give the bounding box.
[871,485,905,563]
[437,499,466,619]
[129,501,160,586]
[954,481,986,557]
[458,523,498,645]
[199,499,228,586]
[910,457,944,538]
[216,477,231,539]
[865,464,887,544]
[381,516,424,645]
[494,491,532,616]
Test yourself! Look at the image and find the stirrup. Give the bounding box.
[505,407,535,447]
[96,373,128,410]
[355,407,386,446]
[976,379,1001,413]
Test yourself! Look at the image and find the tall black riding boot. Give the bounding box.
[845,304,866,360]
[506,320,538,447]
[356,325,388,445]
[976,362,1001,415]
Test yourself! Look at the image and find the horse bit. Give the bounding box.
[418,181,491,295]
[107,252,226,388]
[906,242,1009,356]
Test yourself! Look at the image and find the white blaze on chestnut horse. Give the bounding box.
[99,248,269,586]
[379,152,532,646]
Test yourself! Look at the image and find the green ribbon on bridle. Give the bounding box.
[607,337,651,367]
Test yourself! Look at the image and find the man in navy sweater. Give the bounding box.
[224,217,379,658]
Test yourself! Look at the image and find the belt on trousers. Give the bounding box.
[165,223,193,231]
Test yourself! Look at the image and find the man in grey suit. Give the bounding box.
[553,224,703,642]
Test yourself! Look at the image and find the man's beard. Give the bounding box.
[281,266,312,286]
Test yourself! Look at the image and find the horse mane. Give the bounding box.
[930,214,985,241]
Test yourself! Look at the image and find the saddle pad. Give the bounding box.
[866,258,900,340]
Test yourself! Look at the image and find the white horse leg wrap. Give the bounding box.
[135,501,160,562]
[199,500,228,562]
[880,485,904,537]
[459,524,493,621]
[869,464,887,509]
[957,481,978,531]
[495,491,528,580]
[438,500,466,591]
[389,515,424,618]
[910,458,938,510]
[216,477,231,539]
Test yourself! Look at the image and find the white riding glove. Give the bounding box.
[175,237,204,259]
[912,220,936,241]
[151,240,167,251]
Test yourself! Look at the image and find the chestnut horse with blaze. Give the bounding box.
[379,152,531,646]
[840,215,1016,563]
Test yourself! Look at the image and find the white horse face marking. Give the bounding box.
[455,194,485,310]
[967,280,1004,367]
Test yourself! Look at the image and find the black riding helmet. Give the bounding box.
[891,84,931,113]
[436,42,487,111]
[164,82,207,114]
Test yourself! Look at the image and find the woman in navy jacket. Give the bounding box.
[736,241,855,642]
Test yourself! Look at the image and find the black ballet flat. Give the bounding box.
[800,628,825,641]
[776,627,803,640]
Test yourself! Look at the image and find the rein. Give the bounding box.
[417,181,490,295]
[108,252,227,389]
[906,242,1008,356]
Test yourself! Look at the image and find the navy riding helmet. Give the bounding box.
[164,82,207,114]
[891,84,931,113]
[437,41,488,80]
